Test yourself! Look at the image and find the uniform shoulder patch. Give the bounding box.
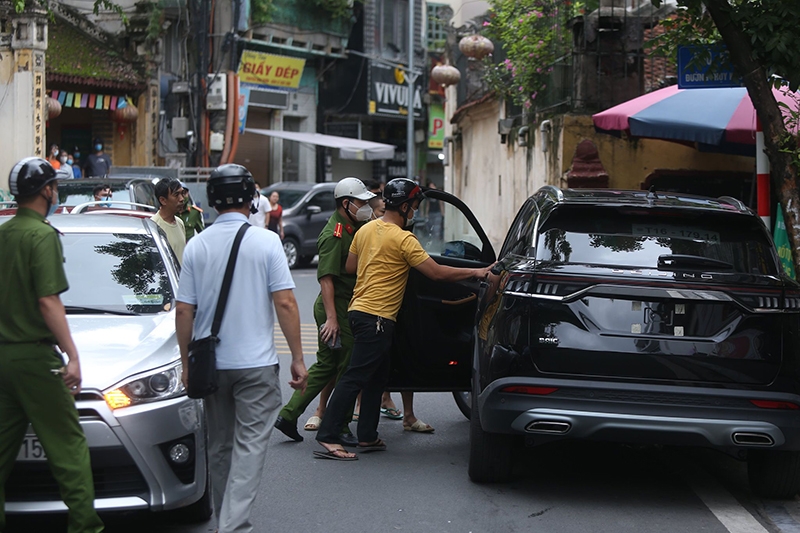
[333,222,343,238]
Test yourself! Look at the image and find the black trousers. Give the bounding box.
[316,310,395,445]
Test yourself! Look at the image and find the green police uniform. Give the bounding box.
[0,208,103,533]
[178,204,204,242]
[278,209,360,428]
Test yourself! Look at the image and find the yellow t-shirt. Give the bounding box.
[151,211,186,265]
[348,219,430,321]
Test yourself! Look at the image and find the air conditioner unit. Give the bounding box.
[206,74,227,110]
[171,117,189,139]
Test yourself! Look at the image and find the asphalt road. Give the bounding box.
[8,267,800,533]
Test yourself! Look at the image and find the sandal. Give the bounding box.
[304,415,322,431]
[403,419,435,433]
[380,407,403,420]
[313,443,357,461]
[352,412,359,422]
[357,439,387,452]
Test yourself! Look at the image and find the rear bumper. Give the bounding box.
[478,377,800,451]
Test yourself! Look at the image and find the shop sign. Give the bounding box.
[238,51,305,90]
[428,103,445,149]
[369,63,423,119]
[774,203,796,279]
[238,85,251,134]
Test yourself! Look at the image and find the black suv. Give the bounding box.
[386,186,800,499]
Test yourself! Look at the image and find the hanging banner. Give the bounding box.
[773,202,796,279]
[237,51,305,90]
[49,91,122,110]
[428,103,445,149]
[238,85,251,134]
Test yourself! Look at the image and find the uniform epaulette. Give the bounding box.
[43,218,64,236]
[333,222,343,238]
[191,205,203,213]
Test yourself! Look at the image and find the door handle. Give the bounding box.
[442,293,477,306]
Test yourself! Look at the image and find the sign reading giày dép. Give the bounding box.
[238,51,306,90]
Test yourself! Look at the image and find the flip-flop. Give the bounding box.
[380,407,403,420]
[403,420,435,433]
[357,439,387,452]
[313,447,358,461]
[352,413,359,422]
[304,415,322,431]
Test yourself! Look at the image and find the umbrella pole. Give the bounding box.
[757,117,771,229]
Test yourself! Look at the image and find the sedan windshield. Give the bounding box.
[61,233,174,314]
[536,206,779,275]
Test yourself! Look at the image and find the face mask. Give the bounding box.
[52,149,59,157]
[405,206,417,227]
[354,203,373,222]
[74,152,80,159]
[94,144,103,152]
[45,187,59,217]
[67,158,73,165]
[60,157,68,164]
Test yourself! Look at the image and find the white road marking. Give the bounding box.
[684,467,770,533]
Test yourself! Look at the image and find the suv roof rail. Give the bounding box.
[539,185,564,202]
[70,201,158,214]
[717,196,749,212]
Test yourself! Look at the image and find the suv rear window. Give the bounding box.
[536,206,778,275]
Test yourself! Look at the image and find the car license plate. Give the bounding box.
[17,435,46,461]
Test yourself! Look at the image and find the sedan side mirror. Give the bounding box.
[306,205,322,217]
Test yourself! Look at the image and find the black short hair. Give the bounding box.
[364,178,382,192]
[154,178,182,204]
[92,183,109,196]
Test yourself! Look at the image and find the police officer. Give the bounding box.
[177,182,204,242]
[274,177,375,444]
[0,158,103,532]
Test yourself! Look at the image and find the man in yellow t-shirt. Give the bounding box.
[151,178,186,264]
[314,178,494,460]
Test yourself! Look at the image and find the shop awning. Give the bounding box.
[245,128,396,160]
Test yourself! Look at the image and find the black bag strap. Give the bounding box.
[211,222,250,337]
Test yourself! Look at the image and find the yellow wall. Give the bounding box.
[561,115,754,189]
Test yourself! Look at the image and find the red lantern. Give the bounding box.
[111,101,138,123]
[458,35,494,60]
[431,64,461,87]
[46,96,61,119]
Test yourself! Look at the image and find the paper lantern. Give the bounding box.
[459,35,494,60]
[431,64,461,87]
[46,96,61,119]
[111,100,138,123]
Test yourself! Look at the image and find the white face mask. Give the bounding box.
[354,203,373,222]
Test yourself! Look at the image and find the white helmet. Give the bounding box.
[334,177,376,201]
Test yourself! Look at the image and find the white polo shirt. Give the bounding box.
[177,212,294,370]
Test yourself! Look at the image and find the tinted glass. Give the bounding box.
[307,191,336,212]
[59,182,129,207]
[414,200,485,261]
[61,233,174,314]
[536,206,778,275]
[262,188,306,209]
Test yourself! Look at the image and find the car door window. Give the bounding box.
[132,182,157,208]
[498,198,538,259]
[413,197,488,262]
[307,191,335,212]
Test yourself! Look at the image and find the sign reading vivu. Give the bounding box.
[238,51,306,90]
[369,63,423,119]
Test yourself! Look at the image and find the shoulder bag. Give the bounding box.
[186,222,250,399]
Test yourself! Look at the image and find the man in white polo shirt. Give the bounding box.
[175,164,308,533]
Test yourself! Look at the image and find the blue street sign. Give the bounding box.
[677,46,742,89]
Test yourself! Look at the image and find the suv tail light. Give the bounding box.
[501,385,558,395]
[750,399,800,410]
[728,287,786,312]
[503,273,588,300]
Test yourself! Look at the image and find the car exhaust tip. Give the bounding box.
[526,420,571,434]
[732,432,774,446]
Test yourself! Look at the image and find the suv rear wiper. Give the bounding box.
[65,306,138,316]
[657,254,734,271]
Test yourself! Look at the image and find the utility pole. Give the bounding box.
[406,0,415,180]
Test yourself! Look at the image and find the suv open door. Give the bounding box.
[388,189,495,392]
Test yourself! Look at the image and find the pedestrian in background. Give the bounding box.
[71,147,83,179]
[248,183,269,229]
[265,190,284,239]
[47,143,61,170]
[58,152,74,179]
[151,178,186,264]
[315,178,493,460]
[83,138,111,178]
[0,157,104,532]
[176,164,308,532]
[177,182,204,242]
[274,177,375,444]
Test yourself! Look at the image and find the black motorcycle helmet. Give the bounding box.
[8,157,59,198]
[383,178,425,208]
[207,164,256,209]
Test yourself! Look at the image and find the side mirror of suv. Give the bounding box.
[306,205,322,217]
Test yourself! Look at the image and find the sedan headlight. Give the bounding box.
[104,361,185,410]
